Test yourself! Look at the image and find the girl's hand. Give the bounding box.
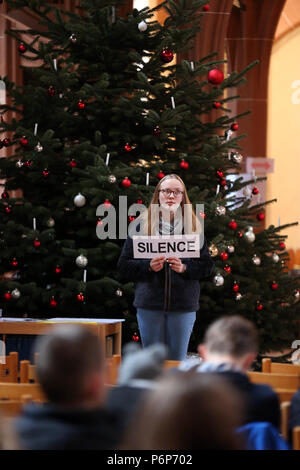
[150,256,165,272]
[167,257,186,273]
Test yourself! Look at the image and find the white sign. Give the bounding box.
[133,235,200,259]
[246,157,274,174]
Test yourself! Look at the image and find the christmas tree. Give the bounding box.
[0,0,299,352]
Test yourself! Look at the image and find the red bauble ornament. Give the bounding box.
[180,159,189,170]
[47,86,55,97]
[33,239,41,248]
[124,143,134,152]
[233,282,240,293]
[207,68,224,85]
[213,102,221,109]
[220,252,229,261]
[256,212,265,221]
[279,242,286,249]
[271,281,278,290]
[202,3,210,11]
[49,297,57,308]
[122,177,131,188]
[18,43,27,54]
[237,231,243,238]
[228,220,237,230]
[160,48,174,63]
[2,138,11,147]
[128,216,136,222]
[55,265,61,274]
[137,198,143,204]
[132,333,140,342]
[24,160,32,167]
[153,126,161,136]
[77,293,85,302]
[97,218,103,226]
[1,191,9,199]
[216,169,224,179]
[256,302,263,311]
[42,169,50,178]
[11,258,18,267]
[231,123,239,131]
[157,171,165,180]
[77,99,85,110]
[220,179,227,187]
[199,211,206,219]
[69,159,77,167]
[223,265,231,274]
[20,136,29,147]
[104,199,111,208]
[4,292,12,301]
[5,205,12,214]
[252,187,259,195]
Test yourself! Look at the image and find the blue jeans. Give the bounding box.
[136,308,196,361]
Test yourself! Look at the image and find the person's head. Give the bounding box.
[123,372,243,450]
[139,174,201,235]
[35,325,106,407]
[199,315,258,371]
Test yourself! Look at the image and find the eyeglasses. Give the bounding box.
[159,189,184,197]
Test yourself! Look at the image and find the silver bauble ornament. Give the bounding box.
[272,253,279,263]
[74,193,86,207]
[11,288,21,299]
[230,152,243,164]
[69,33,77,43]
[243,186,252,197]
[116,288,123,297]
[227,245,235,254]
[244,227,255,243]
[213,273,224,287]
[209,244,218,257]
[35,142,43,152]
[16,159,23,168]
[294,289,300,303]
[108,175,117,184]
[215,205,226,216]
[235,292,242,301]
[46,218,55,228]
[252,254,261,266]
[75,254,88,268]
[138,21,148,32]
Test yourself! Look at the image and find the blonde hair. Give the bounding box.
[138,174,202,235]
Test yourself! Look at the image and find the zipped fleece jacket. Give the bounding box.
[117,236,214,312]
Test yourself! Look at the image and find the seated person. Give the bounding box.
[190,315,280,428]
[15,325,121,450]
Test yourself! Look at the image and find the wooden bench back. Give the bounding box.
[248,371,300,390]
[262,358,300,375]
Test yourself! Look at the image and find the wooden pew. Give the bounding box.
[262,358,300,375]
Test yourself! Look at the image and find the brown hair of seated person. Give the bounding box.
[122,372,244,450]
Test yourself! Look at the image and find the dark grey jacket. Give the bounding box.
[117,235,214,312]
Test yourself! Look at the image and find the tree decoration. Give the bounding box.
[252,254,261,266]
[180,159,189,169]
[77,292,85,302]
[223,265,231,274]
[220,252,229,261]
[108,175,117,183]
[42,169,50,177]
[244,227,255,243]
[271,281,278,290]
[47,86,55,96]
[18,42,27,53]
[33,239,41,248]
[124,142,136,152]
[121,177,131,188]
[138,21,147,32]
[132,332,140,342]
[5,205,12,214]
[235,293,242,301]
[256,301,263,311]
[209,244,218,257]
[216,169,224,179]
[1,191,9,199]
[213,273,224,286]
[77,99,85,110]
[69,33,77,43]
[207,68,224,85]
[231,123,239,131]
[74,193,86,207]
[11,288,21,299]
[104,199,111,208]
[136,198,143,204]
[49,296,57,307]
[215,205,226,216]
[4,291,12,300]
[252,187,259,195]
[213,102,221,109]
[11,257,18,267]
[233,281,239,292]
[2,138,10,147]
[227,245,235,254]
[34,142,43,152]
[116,288,123,296]
[272,253,279,263]
[157,171,165,179]
[76,254,88,268]
[153,126,161,136]
[228,220,237,230]
[202,3,210,11]
[256,212,265,221]
[20,136,29,147]
[230,152,243,164]
[160,48,174,63]
[47,218,55,227]
[243,186,252,197]
[69,159,77,167]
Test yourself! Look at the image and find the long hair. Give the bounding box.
[138,174,201,235]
